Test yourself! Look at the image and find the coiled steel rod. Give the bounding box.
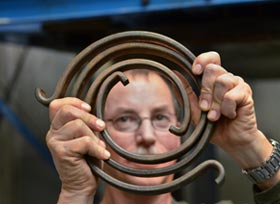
[35,31,225,195]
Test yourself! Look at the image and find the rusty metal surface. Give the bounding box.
[35,31,225,195]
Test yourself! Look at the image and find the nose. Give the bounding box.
[135,119,156,147]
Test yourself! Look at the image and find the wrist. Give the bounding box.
[226,130,273,170]
[58,188,94,204]
[242,138,280,190]
[254,168,280,191]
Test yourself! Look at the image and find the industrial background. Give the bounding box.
[0,0,280,203]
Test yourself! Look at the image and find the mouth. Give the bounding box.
[111,146,176,169]
[125,148,176,170]
[134,146,162,155]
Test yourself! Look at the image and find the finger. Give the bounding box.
[209,75,252,121]
[49,97,91,121]
[207,73,238,121]
[173,70,201,125]
[192,51,221,75]
[51,104,105,131]
[46,131,108,160]
[220,82,253,119]
[49,119,101,142]
[199,63,227,111]
[67,136,111,160]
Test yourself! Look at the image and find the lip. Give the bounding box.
[110,147,176,169]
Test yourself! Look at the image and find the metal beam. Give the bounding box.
[0,0,271,33]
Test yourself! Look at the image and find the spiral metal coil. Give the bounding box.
[35,31,225,195]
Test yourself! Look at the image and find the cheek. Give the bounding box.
[106,128,134,149]
[158,134,181,150]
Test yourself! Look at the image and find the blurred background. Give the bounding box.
[0,0,280,203]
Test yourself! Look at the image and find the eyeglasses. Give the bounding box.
[106,113,176,133]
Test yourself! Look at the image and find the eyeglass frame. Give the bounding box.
[105,112,178,133]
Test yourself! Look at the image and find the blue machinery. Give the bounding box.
[0,0,274,33]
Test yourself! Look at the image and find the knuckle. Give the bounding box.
[48,139,66,158]
[55,146,67,160]
[238,78,253,95]
[205,63,226,76]
[46,134,57,148]
[199,51,221,63]
[244,83,253,96]
[209,51,220,59]
[60,105,76,119]
[45,129,53,144]
[73,118,86,129]
[82,136,93,146]
[235,75,244,83]
[215,73,238,89]
[215,77,228,89]
[223,92,233,102]
[200,86,212,95]
[49,99,59,111]
[204,63,217,75]
[69,119,88,136]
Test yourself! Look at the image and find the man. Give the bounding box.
[46,52,280,204]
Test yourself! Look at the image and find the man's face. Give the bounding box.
[104,71,180,186]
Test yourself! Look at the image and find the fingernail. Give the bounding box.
[104,150,111,159]
[200,99,209,110]
[194,64,203,74]
[208,110,217,120]
[81,103,91,111]
[96,119,105,128]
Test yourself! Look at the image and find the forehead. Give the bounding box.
[104,70,175,115]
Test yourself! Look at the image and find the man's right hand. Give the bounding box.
[47,97,110,204]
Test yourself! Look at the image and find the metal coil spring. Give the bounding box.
[35,31,225,195]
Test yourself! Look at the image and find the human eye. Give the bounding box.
[114,115,134,123]
[113,114,137,131]
[152,113,171,130]
[153,113,170,122]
